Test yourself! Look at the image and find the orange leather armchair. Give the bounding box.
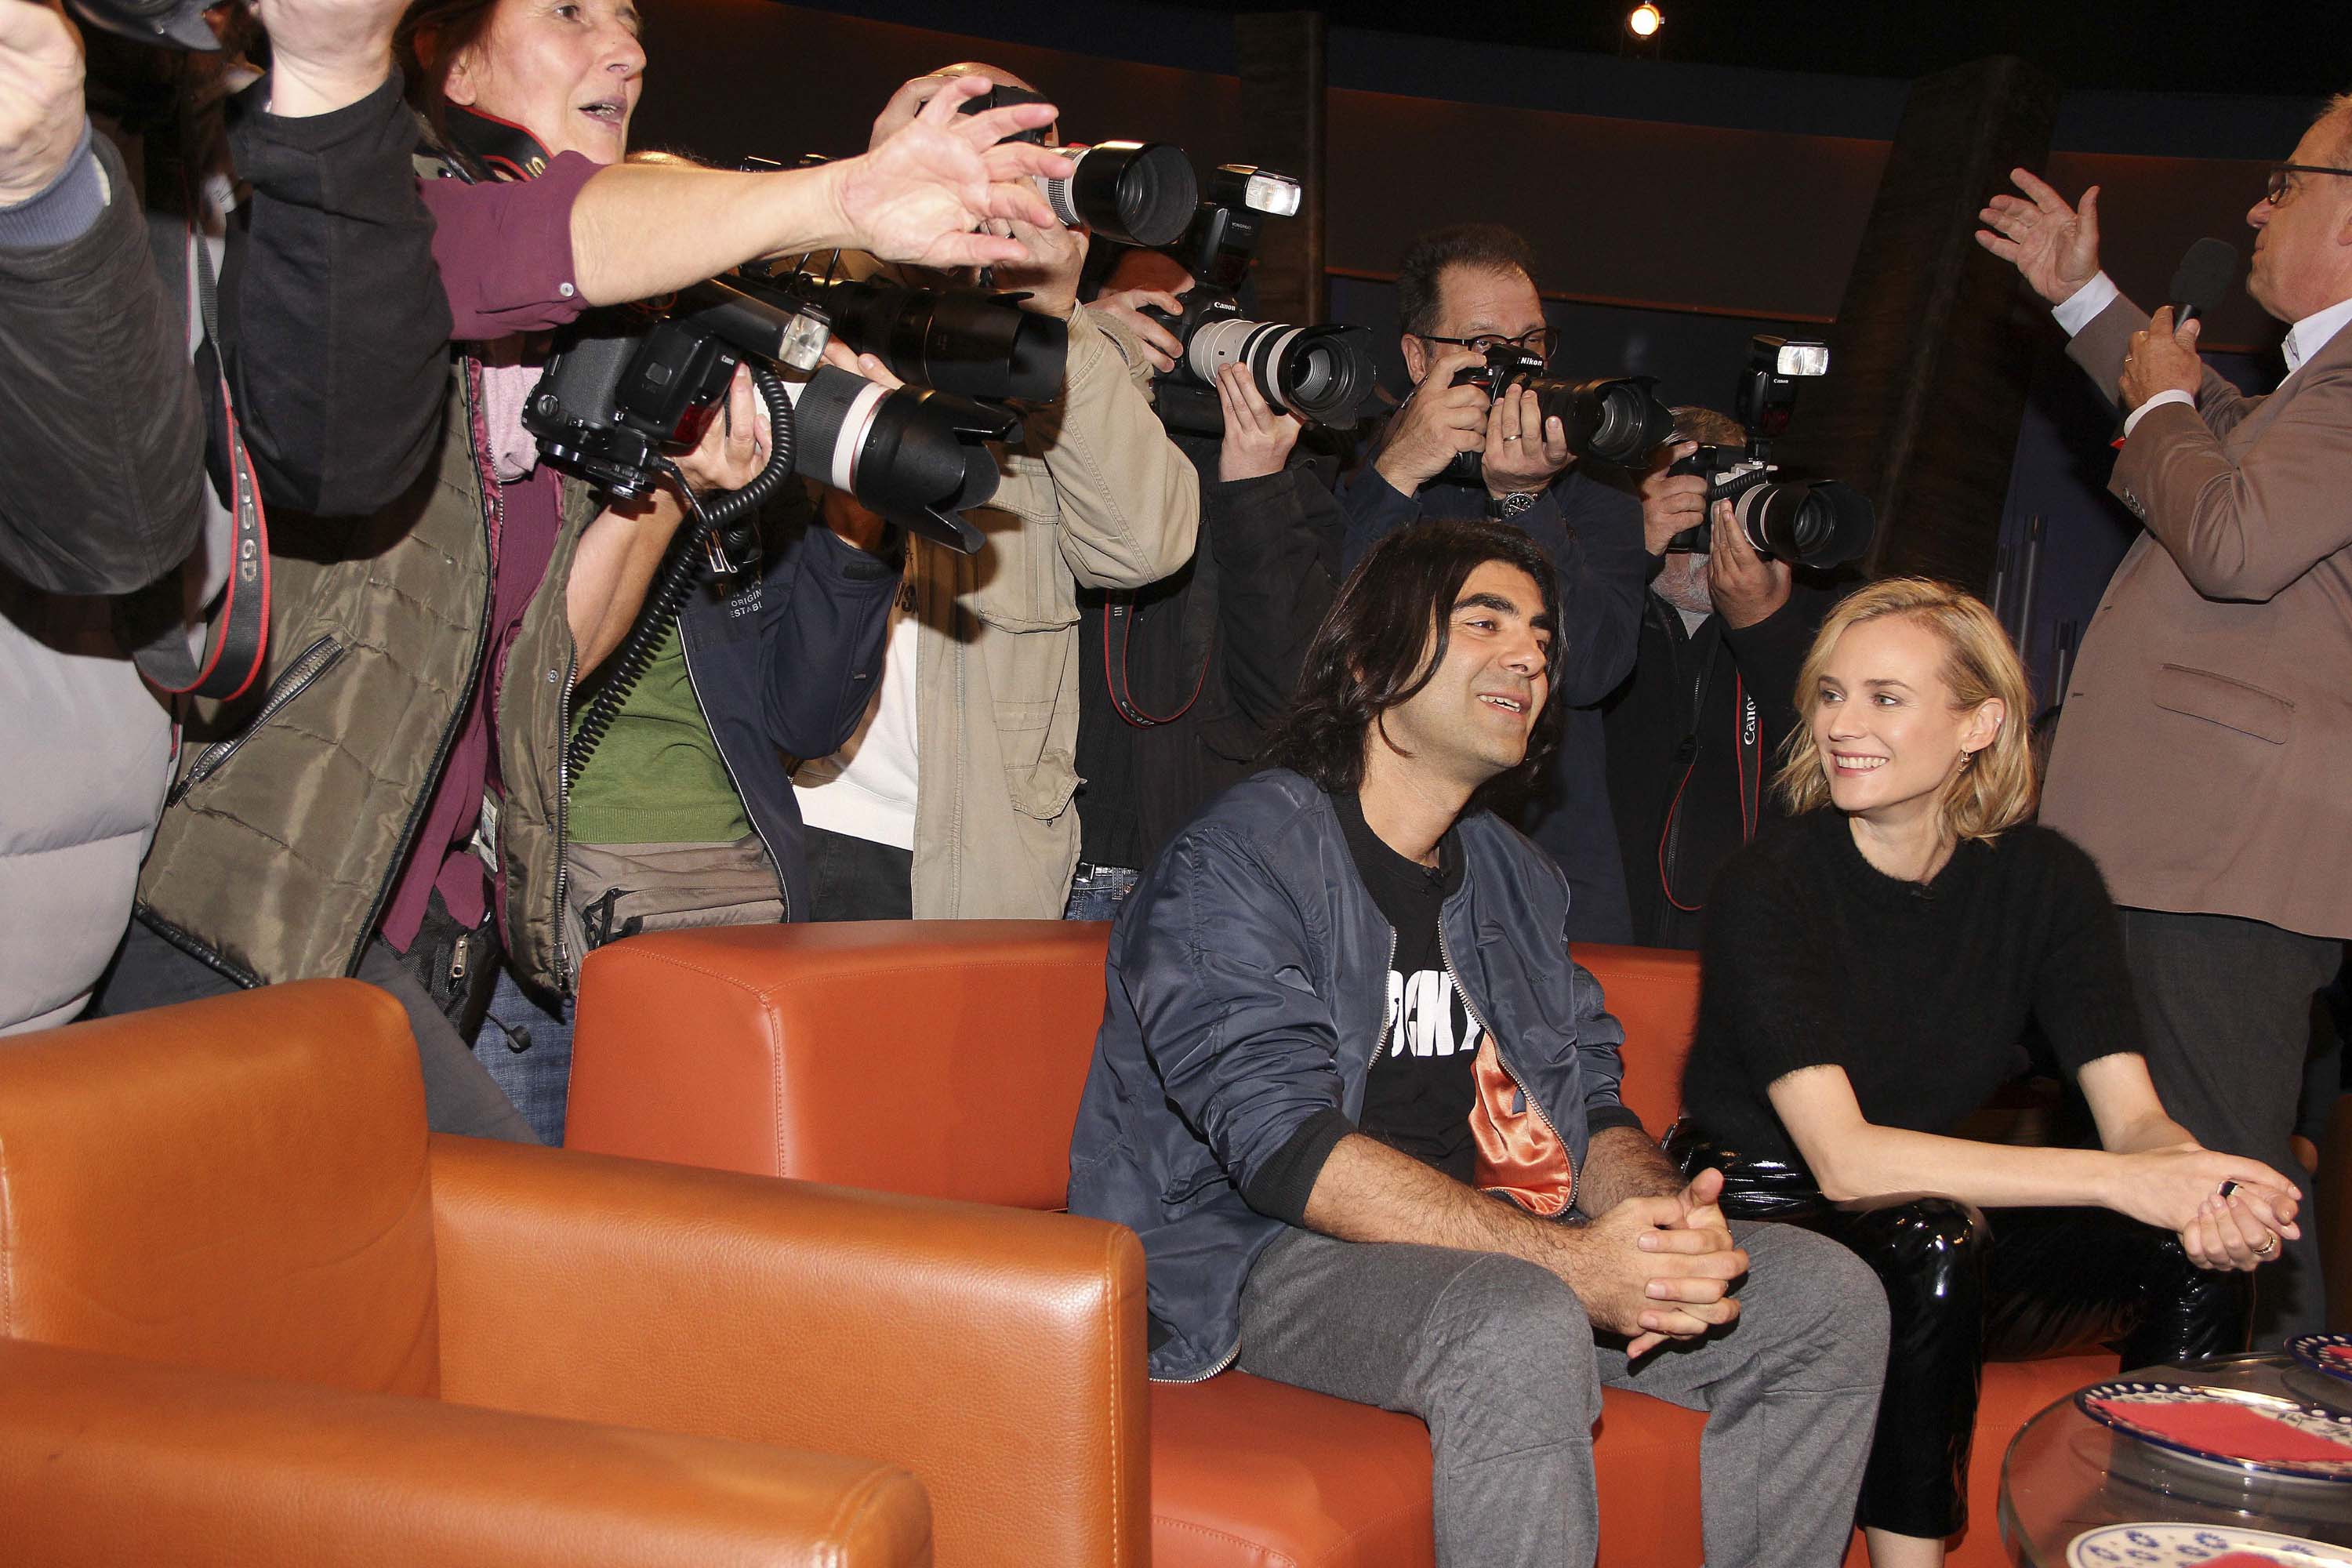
[0,980,1144,1568]
[566,923,2112,1568]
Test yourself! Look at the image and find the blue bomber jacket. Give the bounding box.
[1066,768,1637,1381]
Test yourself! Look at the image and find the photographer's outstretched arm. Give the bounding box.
[0,0,205,594]
[1032,305,1200,589]
[567,81,1071,307]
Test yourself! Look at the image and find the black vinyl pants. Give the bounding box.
[1668,1124,2252,1540]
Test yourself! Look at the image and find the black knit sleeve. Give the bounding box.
[1696,823,1850,1089]
[2020,828,2146,1079]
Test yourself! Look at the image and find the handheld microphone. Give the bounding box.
[2167,238,2239,328]
[2114,238,2238,446]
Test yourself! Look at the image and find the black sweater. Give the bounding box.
[1678,806,2142,1164]
[1074,438,1345,870]
[1600,576,1829,950]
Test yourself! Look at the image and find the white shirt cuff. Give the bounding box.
[2051,272,2119,336]
[2122,389,2195,437]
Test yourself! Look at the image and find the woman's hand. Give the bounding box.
[2106,1143,2301,1266]
[670,364,768,495]
[833,75,1073,271]
[1215,362,1301,482]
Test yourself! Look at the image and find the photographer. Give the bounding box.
[100,16,1076,1139]
[1058,249,1347,917]
[1341,223,1664,943]
[3,0,458,1033]
[1602,407,1837,949]
[793,64,1200,923]
[0,0,205,1033]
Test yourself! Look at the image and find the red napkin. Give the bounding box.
[2199,1555,2313,1567]
[2092,1396,2352,1465]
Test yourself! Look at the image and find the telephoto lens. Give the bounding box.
[782,368,1016,554]
[1730,478,1874,568]
[1179,308,1377,425]
[1039,142,1200,248]
[1540,376,1678,469]
[767,274,1068,403]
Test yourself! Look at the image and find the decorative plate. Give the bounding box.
[2067,1521,2352,1565]
[2289,1334,2352,1391]
[2076,1380,2352,1481]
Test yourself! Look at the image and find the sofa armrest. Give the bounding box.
[0,1338,929,1567]
[427,1136,1149,1568]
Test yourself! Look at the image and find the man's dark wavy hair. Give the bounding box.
[1263,519,1564,811]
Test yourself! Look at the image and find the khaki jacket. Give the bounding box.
[906,303,1200,916]
[136,356,593,988]
[2041,294,2352,938]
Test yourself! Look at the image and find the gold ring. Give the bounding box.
[2254,1233,2278,1256]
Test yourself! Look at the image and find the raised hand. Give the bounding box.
[1975,167,2102,307]
[0,0,84,208]
[1214,362,1301,482]
[2119,305,2205,412]
[246,0,405,115]
[1091,286,1185,374]
[1639,440,1710,554]
[670,363,768,495]
[1373,344,1490,496]
[833,74,1073,271]
[1480,383,1571,500]
[1706,498,1791,628]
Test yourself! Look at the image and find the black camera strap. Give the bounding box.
[1102,590,1214,727]
[126,157,270,702]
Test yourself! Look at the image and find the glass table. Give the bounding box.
[2000,1352,2352,1566]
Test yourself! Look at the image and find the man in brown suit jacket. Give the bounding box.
[1976,93,2352,1339]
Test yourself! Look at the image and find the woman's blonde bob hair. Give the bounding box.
[1773,577,2038,843]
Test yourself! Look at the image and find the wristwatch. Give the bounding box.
[1489,489,1541,521]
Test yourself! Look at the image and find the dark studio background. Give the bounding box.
[626,0,2339,712]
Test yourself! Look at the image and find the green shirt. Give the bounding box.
[567,619,753,845]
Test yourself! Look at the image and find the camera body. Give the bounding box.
[1142,165,1376,438]
[1661,336,1874,569]
[1443,344,1675,481]
[523,281,1013,554]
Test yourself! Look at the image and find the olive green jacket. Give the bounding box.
[136,354,593,992]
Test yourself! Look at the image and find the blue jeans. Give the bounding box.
[1062,862,1139,922]
[473,967,573,1147]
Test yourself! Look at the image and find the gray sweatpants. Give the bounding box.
[1236,1218,1887,1568]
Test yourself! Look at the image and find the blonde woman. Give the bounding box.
[1670,578,2299,1568]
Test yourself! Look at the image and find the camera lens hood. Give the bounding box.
[782,367,1016,554]
[1046,142,1200,249]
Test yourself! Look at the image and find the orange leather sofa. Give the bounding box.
[0,979,1145,1568]
[567,922,2115,1567]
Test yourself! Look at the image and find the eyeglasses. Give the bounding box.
[2265,163,2352,205]
[1416,326,1560,363]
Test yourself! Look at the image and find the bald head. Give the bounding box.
[932,60,1036,93]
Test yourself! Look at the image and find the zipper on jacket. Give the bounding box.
[677,619,790,921]
[1438,924,1575,1217]
[167,635,346,806]
[1156,1339,1242,1386]
[553,648,577,992]
[349,357,501,978]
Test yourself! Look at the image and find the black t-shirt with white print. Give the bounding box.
[1336,793,1483,1183]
